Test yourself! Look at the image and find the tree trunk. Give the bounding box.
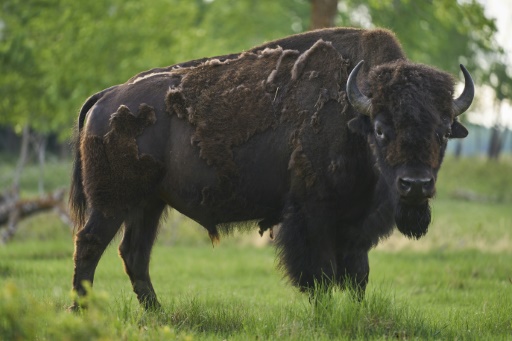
[12,125,31,190]
[310,0,338,30]
[475,126,481,154]
[509,128,512,152]
[35,134,47,195]
[488,126,502,160]
[454,140,463,159]
[487,101,504,161]
[502,128,510,154]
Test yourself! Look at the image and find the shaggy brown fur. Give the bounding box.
[81,104,165,216]
[166,40,348,198]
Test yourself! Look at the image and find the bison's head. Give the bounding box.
[346,60,474,238]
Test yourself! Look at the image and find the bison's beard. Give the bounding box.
[394,202,431,239]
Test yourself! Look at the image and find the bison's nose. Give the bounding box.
[397,177,435,200]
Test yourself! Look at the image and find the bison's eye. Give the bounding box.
[439,127,452,142]
[436,129,451,144]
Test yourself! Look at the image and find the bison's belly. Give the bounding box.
[159,117,291,227]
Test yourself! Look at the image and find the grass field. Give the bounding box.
[0,157,511,340]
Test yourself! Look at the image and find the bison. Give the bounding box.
[69,27,473,310]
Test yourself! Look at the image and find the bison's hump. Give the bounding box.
[165,39,350,193]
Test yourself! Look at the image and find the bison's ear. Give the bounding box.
[348,115,372,135]
[450,120,468,139]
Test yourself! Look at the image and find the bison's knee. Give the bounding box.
[74,232,105,263]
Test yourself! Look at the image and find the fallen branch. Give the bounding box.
[0,188,71,244]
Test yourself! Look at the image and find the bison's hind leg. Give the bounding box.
[119,197,167,310]
[70,209,124,311]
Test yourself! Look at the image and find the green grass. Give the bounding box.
[0,157,511,340]
[1,238,511,340]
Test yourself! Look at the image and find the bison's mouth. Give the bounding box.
[394,201,431,239]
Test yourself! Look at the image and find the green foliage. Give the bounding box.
[0,0,309,140]
[0,0,45,132]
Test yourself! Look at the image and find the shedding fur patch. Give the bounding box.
[166,40,349,201]
[128,71,174,85]
[81,104,165,216]
[285,40,348,191]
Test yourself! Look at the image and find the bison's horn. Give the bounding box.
[347,60,372,116]
[453,64,474,117]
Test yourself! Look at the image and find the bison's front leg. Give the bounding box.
[275,199,338,293]
[70,209,124,311]
[335,250,370,300]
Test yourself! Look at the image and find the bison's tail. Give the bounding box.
[69,86,116,231]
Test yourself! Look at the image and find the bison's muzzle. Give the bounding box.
[397,175,435,203]
[394,169,435,238]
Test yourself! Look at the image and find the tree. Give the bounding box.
[486,61,512,160]
[310,0,338,29]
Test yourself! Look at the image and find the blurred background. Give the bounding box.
[0,0,511,242]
